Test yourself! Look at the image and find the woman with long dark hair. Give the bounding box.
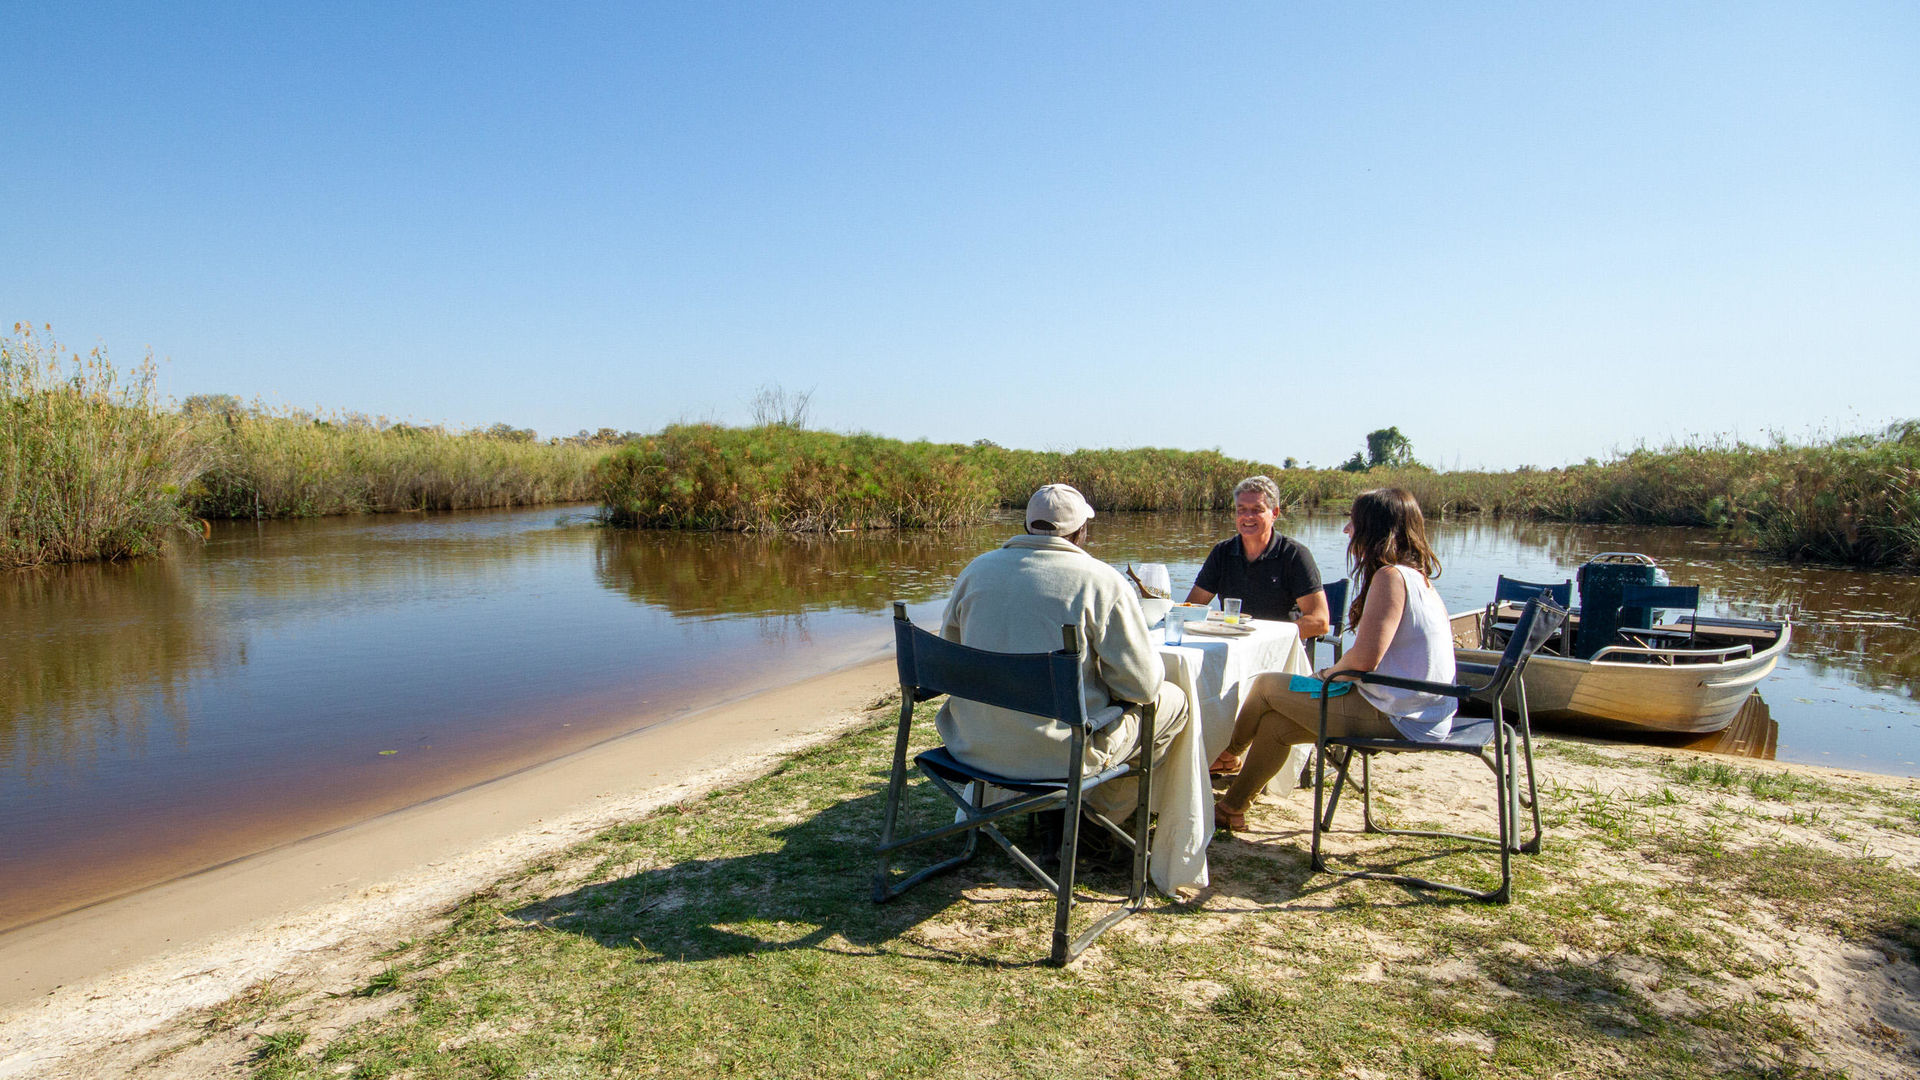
[1211,487,1455,830]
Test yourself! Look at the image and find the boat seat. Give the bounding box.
[1614,585,1700,661]
[1482,576,1573,653]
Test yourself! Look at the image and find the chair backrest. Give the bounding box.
[1322,578,1350,636]
[1492,576,1572,608]
[890,603,1088,727]
[1479,595,1570,698]
[1619,584,1699,640]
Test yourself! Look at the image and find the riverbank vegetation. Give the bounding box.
[7,326,1914,568]
[115,696,1920,1078]
[1,325,212,570]
[592,423,1919,568]
[2,325,601,567]
[1353,423,1920,569]
[189,408,600,519]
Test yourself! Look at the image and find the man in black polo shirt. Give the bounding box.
[1185,475,1332,638]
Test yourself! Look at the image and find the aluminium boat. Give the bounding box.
[1449,555,1791,735]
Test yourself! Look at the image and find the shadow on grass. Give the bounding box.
[507,784,1184,968]
[512,766,1509,974]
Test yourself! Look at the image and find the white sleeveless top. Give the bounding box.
[1356,564,1458,741]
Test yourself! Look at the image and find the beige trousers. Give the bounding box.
[1083,682,1190,820]
[1218,671,1398,811]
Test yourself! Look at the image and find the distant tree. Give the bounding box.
[1365,426,1415,469]
[750,384,814,429]
[561,427,639,447]
[482,422,537,443]
[1282,457,1298,470]
[181,393,243,419]
[1338,451,1369,473]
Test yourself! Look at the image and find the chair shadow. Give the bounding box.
[512,763,1520,974]
[509,785,1158,969]
[1203,798,1513,911]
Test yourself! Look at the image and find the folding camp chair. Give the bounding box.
[1307,578,1350,667]
[1480,575,1573,651]
[872,603,1156,966]
[1311,595,1568,903]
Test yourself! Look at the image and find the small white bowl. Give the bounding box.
[1140,597,1174,626]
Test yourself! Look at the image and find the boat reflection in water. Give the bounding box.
[1538,693,1780,761]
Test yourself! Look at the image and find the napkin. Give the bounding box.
[1289,674,1353,697]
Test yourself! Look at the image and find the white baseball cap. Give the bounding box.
[1026,484,1096,534]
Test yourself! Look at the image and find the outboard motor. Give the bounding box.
[1573,553,1663,659]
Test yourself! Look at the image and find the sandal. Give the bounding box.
[1214,799,1248,832]
[1208,748,1246,777]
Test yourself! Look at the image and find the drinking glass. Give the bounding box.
[1137,563,1172,600]
[1223,597,1243,625]
[1166,611,1185,644]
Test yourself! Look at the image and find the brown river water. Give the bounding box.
[2,506,1915,931]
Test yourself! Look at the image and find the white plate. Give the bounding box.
[1183,619,1256,637]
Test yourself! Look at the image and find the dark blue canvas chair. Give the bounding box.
[873,603,1157,966]
[1308,578,1350,667]
[1481,576,1572,652]
[1311,594,1569,903]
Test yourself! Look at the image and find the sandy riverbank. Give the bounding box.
[0,655,898,1080]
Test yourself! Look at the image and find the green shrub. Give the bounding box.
[596,424,998,531]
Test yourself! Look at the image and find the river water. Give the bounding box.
[2,506,1915,931]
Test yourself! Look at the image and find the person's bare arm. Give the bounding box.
[1184,584,1215,606]
[1317,570,1405,680]
[1292,588,1331,639]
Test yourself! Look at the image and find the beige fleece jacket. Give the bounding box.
[934,533,1165,779]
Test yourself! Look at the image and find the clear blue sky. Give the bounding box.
[5,2,1916,469]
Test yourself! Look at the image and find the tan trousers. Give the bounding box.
[1219,671,1398,811]
[1084,682,1190,820]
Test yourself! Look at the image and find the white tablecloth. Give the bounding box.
[1155,619,1312,761]
[1144,618,1312,894]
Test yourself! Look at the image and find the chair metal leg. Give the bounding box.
[1048,732,1087,966]
[872,693,921,903]
[1128,707,1154,908]
[1515,680,1544,855]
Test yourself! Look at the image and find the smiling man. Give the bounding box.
[1185,475,1332,638]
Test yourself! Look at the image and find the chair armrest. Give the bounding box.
[1455,661,1497,679]
[1344,670,1473,700]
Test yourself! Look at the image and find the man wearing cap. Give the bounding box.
[1185,475,1331,638]
[936,484,1189,820]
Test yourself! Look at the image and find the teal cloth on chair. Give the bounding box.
[1290,674,1353,696]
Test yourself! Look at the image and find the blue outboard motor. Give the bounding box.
[1574,553,1663,659]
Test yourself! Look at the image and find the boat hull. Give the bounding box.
[1449,610,1790,735]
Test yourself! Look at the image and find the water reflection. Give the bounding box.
[591,525,1000,621]
[0,558,231,781]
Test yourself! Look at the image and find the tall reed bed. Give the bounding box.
[1,325,212,569]
[191,413,603,518]
[596,424,998,531]
[1350,426,1920,568]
